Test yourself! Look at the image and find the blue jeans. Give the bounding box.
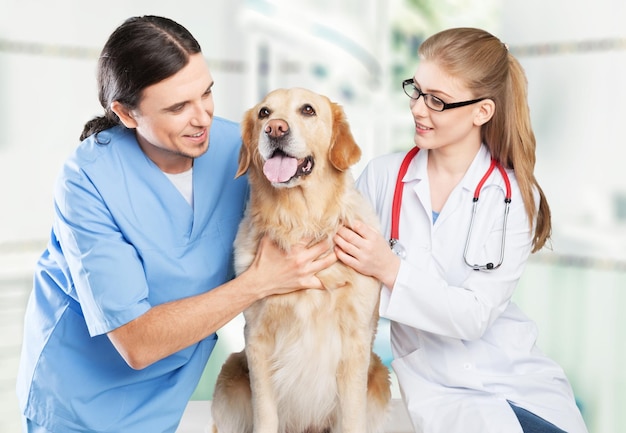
[509,402,568,433]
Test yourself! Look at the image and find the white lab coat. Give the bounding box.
[357,145,588,433]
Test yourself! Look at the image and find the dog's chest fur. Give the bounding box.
[232,173,382,424]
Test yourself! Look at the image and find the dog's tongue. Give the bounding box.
[263,154,298,183]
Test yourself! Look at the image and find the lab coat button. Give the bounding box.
[463,363,472,370]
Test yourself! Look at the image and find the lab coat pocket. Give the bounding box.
[393,338,484,391]
[478,313,541,378]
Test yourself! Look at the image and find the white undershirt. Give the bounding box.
[163,167,194,207]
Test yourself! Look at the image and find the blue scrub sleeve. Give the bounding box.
[53,162,151,337]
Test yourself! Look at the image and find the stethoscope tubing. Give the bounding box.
[463,158,511,270]
[390,147,512,271]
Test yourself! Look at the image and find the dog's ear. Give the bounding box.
[236,107,256,178]
[329,102,361,171]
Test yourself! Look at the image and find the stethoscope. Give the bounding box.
[389,147,512,271]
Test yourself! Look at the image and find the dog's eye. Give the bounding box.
[301,105,316,116]
[259,107,271,119]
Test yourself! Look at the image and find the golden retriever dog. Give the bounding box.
[211,88,391,433]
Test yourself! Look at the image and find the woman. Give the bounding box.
[335,28,588,433]
[16,16,335,433]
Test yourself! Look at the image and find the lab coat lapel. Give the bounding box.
[404,148,431,221]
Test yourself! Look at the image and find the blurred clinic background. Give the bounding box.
[1,0,625,432]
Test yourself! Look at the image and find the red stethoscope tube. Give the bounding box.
[389,147,512,270]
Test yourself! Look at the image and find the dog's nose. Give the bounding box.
[265,119,289,138]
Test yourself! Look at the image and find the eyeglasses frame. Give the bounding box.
[402,78,487,112]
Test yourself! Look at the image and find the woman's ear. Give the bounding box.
[474,99,495,126]
[110,101,139,129]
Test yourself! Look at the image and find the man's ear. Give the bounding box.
[110,101,138,129]
[474,99,495,126]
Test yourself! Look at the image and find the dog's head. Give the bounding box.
[236,88,361,188]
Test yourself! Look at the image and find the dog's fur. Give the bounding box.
[211,88,391,433]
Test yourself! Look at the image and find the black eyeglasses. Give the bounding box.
[402,78,487,112]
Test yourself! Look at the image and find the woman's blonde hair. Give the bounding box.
[419,27,551,252]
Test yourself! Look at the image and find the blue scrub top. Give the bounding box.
[16,118,249,433]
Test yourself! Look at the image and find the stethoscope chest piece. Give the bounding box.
[389,238,407,259]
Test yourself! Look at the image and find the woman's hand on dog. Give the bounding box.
[334,221,400,289]
[245,235,337,298]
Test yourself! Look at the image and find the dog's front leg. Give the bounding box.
[337,333,370,433]
[245,339,279,433]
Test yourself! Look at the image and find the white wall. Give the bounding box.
[500,1,626,263]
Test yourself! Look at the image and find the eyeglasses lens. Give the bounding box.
[403,81,417,99]
[403,81,445,112]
